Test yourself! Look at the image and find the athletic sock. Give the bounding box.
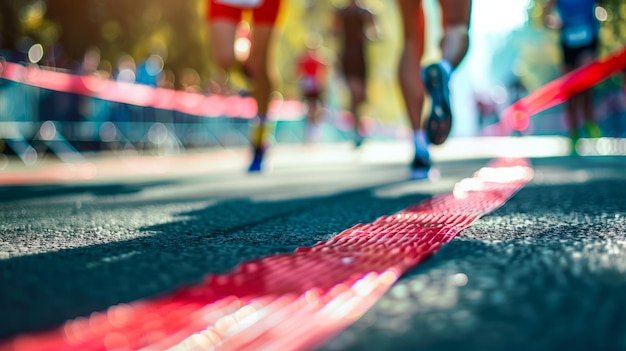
[305,122,322,143]
[413,129,429,158]
[440,58,453,75]
[250,114,272,149]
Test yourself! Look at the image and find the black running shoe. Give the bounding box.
[423,63,452,145]
[410,153,430,180]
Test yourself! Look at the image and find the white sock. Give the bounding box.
[440,58,453,76]
[305,123,322,142]
[413,129,429,157]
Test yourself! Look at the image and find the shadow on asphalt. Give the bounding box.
[0,180,179,202]
[2,156,625,349]
[0,178,430,339]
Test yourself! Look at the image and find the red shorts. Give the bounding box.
[207,0,281,25]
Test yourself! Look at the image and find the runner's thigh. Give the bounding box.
[439,0,471,26]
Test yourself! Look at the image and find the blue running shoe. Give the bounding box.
[354,134,364,148]
[248,146,266,173]
[410,153,430,180]
[423,63,452,145]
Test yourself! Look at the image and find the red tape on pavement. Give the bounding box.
[502,46,626,131]
[0,157,533,351]
[0,61,303,120]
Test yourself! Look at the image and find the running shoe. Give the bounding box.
[410,153,430,180]
[423,62,452,145]
[248,146,266,172]
[354,134,364,148]
[584,121,602,138]
[248,118,270,172]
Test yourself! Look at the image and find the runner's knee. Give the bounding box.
[245,57,268,81]
[213,51,236,70]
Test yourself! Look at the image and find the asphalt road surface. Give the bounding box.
[1,138,625,350]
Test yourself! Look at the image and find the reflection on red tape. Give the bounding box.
[502,46,626,130]
[0,62,303,120]
[0,158,533,351]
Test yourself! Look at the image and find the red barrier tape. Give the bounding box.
[0,62,304,120]
[502,46,626,131]
[0,157,533,351]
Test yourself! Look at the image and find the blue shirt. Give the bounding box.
[557,0,599,47]
[557,0,598,28]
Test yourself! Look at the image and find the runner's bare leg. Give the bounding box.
[248,24,277,118]
[210,21,238,70]
[439,0,471,68]
[398,0,425,131]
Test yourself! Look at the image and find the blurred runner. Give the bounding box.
[397,0,471,179]
[333,0,380,148]
[297,41,329,143]
[544,0,603,154]
[206,0,283,172]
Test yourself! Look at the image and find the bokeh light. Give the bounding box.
[28,43,44,63]
[595,6,608,21]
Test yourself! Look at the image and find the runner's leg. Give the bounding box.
[243,24,277,171]
[346,76,366,146]
[577,49,601,138]
[398,0,425,133]
[398,0,430,179]
[439,0,471,68]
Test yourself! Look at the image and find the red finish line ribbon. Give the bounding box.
[0,157,533,351]
[0,61,303,120]
[502,46,626,131]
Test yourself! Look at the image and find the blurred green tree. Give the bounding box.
[40,0,210,86]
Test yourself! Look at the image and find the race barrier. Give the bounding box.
[502,46,626,131]
[0,60,322,163]
[0,61,304,120]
